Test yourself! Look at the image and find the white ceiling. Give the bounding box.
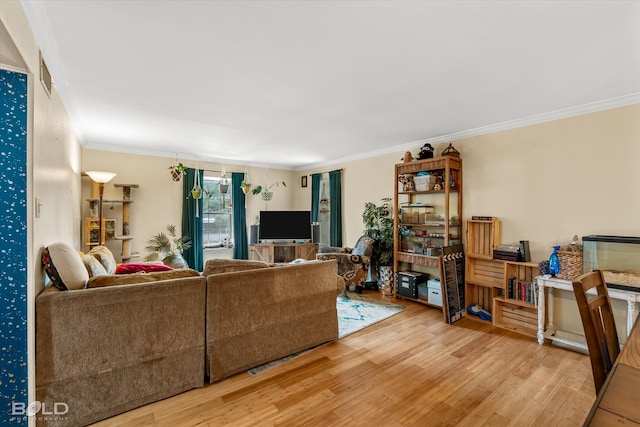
[20,1,640,170]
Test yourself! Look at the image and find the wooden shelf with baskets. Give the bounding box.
[393,156,462,310]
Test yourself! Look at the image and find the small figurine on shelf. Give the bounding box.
[403,151,413,163]
[398,174,415,191]
[417,143,434,160]
[441,143,460,158]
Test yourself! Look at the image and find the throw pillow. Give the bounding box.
[115,263,173,274]
[88,246,117,274]
[81,254,108,277]
[41,243,89,291]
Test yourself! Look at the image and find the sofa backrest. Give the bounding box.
[203,258,270,277]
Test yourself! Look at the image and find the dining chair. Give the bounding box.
[572,270,620,394]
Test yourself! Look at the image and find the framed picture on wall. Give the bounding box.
[301,175,308,188]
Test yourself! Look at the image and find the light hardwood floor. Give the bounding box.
[93,293,596,426]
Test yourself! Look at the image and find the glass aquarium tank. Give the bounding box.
[583,235,640,290]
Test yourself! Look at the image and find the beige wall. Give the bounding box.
[2,0,84,415]
[81,150,297,261]
[296,104,640,337]
[69,102,640,356]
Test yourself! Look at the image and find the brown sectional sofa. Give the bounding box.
[204,259,345,382]
[36,275,207,427]
[35,247,343,426]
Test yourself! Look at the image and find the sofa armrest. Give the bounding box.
[316,253,370,266]
[318,246,351,254]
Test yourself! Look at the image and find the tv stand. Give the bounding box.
[249,243,318,264]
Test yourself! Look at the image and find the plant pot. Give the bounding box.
[378,265,394,297]
[163,254,189,269]
[170,170,183,182]
[241,184,251,194]
[261,191,273,201]
[219,183,229,194]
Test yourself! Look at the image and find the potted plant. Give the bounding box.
[252,181,286,200]
[169,163,187,182]
[144,224,192,268]
[362,197,395,296]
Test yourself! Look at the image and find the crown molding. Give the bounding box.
[86,94,640,172]
[295,94,640,171]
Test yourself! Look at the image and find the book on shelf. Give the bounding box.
[471,216,494,221]
[507,276,537,305]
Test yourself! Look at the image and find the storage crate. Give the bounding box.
[401,212,420,224]
[492,297,538,338]
[427,278,442,307]
[414,175,435,191]
[418,284,429,301]
[396,271,427,298]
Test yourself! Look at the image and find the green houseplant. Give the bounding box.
[362,198,395,295]
[144,224,192,268]
[168,162,187,182]
[252,181,286,200]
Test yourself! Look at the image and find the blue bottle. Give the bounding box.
[549,246,560,276]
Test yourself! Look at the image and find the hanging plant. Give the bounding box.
[219,172,229,194]
[169,163,187,181]
[191,170,203,199]
[252,181,286,200]
[240,180,252,194]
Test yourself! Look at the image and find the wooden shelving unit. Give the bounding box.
[393,156,462,311]
[85,181,139,262]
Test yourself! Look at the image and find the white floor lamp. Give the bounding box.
[86,171,117,245]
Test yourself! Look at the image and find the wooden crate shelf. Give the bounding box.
[465,218,501,258]
[466,257,504,288]
[493,296,538,338]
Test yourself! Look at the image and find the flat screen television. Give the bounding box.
[259,210,311,241]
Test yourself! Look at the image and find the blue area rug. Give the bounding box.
[248,292,405,375]
[337,292,406,338]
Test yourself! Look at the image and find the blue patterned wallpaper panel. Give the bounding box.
[0,69,28,425]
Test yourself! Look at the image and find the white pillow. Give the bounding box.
[41,242,89,290]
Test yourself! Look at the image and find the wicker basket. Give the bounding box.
[556,250,583,281]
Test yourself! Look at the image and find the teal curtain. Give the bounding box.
[232,172,248,259]
[329,169,342,247]
[311,173,322,223]
[182,168,204,271]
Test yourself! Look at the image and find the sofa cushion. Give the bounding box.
[203,259,270,277]
[81,254,109,278]
[42,243,89,291]
[86,268,200,288]
[115,263,173,274]
[88,245,117,274]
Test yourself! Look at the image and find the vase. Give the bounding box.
[163,254,189,269]
[378,265,394,297]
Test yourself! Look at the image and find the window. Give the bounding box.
[202,176,233,248]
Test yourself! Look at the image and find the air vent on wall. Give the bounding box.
[39,51,51,97]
